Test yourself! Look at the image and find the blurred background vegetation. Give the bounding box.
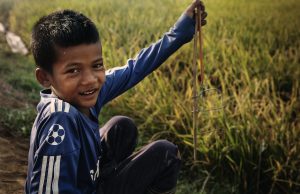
[0,0,299,193]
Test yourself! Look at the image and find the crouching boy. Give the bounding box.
[25,0,207,193]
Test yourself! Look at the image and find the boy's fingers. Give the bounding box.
[201,11,208,19]
[185,0,206,18]
[194,0,204,10]
[200,4,205,12]
[192,0,205,12]
[197,4,205,13]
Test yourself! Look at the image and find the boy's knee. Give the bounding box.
[100,116,138,140]
[100,116,138,163]
[109,116,137,141]
[150,140,181,162]
[109,115,135,126]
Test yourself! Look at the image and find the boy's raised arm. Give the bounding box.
[96,0,207,109]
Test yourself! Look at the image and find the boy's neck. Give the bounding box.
[78,108,91,118]
[50,90,91,119]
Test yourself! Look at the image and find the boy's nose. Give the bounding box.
[81,70,97,85]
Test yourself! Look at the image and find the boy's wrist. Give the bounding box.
[176,13,195,29]
[184,9,195,19]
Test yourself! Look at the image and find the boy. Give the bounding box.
[25,0,207,193]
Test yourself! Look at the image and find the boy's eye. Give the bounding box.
[93,63,104,70]
[67,68,80,74]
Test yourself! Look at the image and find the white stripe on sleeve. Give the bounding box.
[38,156,48,194]
[45,156,55,194]
[105,65,127,75]
[52,156,61,194]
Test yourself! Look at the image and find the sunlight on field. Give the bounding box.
[0,0,299,193]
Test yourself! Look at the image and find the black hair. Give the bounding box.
[31,9,100,73]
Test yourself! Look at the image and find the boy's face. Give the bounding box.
[46,42,105,115]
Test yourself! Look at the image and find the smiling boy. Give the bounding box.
[25,1,207,194]
[37,43,105,117]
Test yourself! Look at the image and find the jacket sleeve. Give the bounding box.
[27,112,81,194]
[95,13,195,110]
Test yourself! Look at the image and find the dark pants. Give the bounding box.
[97,116,181,194]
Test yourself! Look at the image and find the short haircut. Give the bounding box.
[31,9,100,73]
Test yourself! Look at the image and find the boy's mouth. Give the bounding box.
[79,89,97,96]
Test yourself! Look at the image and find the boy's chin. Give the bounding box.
[74,101,97,110]
[81,102,97,109]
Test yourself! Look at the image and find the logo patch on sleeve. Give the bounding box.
[46,124,65,145]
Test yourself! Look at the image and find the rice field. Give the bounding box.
[1,0,299,193]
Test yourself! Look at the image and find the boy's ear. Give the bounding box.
[35,68,51,88]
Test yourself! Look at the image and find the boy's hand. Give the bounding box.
[185,0,207,26]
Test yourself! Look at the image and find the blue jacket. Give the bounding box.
[25,13,195,194]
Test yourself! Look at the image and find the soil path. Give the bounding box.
[0,126,29,194]
[0,79,30,194]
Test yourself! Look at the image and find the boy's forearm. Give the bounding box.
[99,0,208,106]
[100,14,196,105]
[128,13,196,78]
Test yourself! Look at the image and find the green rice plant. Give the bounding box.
[3,0,300,193]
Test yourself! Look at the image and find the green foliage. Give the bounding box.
[0,107,36,136]
[0,34,40,136]
[0,50,41,102]
[1,0,299,193]
[0,0,15,24]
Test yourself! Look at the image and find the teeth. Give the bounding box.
[81,90,95,95]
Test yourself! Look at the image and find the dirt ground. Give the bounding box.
[0,126,28,194]
[0,79,29,194]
